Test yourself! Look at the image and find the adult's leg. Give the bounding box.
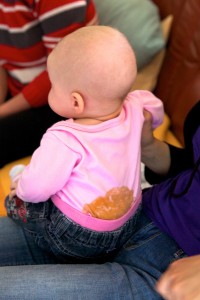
[0,105,62,167]
[0,217,57,265]
[0,213,186,299]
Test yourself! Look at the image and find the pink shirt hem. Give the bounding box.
[52,193,142,232]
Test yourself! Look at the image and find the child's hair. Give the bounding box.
[49,26,137,104]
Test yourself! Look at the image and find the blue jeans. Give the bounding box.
[5,197,142,262]
[0,211,186,299]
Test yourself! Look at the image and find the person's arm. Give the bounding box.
[0,0,97,114]
[0,66,8,104]
[141,110,171,175]
[156,255,200,300]
[0,93,31,118]
[141,110,192,184]
[16,131,77,202]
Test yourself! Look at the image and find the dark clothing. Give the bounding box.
[0,106,63,168]
[143,101,200,255]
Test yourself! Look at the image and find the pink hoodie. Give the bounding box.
[16,90,164,231]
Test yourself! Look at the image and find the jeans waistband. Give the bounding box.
[52,193,142,232]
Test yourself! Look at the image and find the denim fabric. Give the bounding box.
[0,212,186,300]
[5,197,143,262]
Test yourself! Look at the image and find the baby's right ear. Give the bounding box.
[71,92,85,114]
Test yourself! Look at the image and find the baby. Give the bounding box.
[6,25,164,262]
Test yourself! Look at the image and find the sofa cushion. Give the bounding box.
[93,0,165,70]
[132,15,173,91]
[153,0,200,145]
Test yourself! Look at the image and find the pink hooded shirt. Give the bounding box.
[16,90,164,231]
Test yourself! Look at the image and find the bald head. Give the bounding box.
[48,26,137,115]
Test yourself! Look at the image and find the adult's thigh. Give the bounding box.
[0,217,57,266]
[0,213,186,300]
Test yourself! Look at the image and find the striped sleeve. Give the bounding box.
[24,0,98,106]
[36,0,98,52]
[0,0,98,107]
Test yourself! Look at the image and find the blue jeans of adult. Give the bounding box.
[0,210,186,300]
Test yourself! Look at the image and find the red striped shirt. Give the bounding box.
[0,0,98,106]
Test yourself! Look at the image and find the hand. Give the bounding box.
[9,181,18,200]
[141,109,154,149]
[156,256,200,300]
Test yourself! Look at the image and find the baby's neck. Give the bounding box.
[74,106,122,125]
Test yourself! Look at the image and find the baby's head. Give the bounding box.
[47,25,137,121]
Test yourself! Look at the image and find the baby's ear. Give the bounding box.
[71,92,84,114]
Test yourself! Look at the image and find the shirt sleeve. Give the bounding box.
[142,90,164,129]
[130,90,164,129]
[22,71,50,107]
[16,131,79,202]
[22,0,97,107]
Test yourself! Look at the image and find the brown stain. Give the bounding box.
[83,186,134,220]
